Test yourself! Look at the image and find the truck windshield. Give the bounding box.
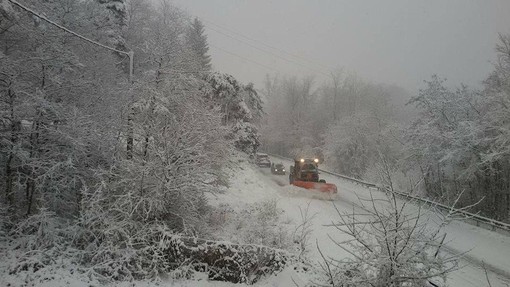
[301,163,317,171]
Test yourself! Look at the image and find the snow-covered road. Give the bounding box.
[312,172,510,287]
[227,156,510,287]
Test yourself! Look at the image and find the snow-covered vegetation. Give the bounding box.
[0,0,266,285]
[1,0,509,286]
[262,35,510,223]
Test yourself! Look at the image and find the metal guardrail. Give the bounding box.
[317,169,378,188]
[266,153,510,234]
[394,191,510,233]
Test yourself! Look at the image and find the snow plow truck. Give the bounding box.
[289,158,337,193]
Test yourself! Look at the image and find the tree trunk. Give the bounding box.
[4,85,16,206]
[127,109,133,159]
[25,119,40,216]
[25,179,35,216]
[25,65,45,215]
[5,153,14,205]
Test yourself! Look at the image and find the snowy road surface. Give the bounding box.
[211,156,510,287]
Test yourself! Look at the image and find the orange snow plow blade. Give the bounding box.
[292,180,338,193]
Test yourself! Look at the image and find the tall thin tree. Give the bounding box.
[186,18,212,71]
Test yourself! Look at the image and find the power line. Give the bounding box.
[8,0,252,80]
[168,70,212,73]
[8,0,129,55]
[7,0,134,81]
[202,18,335,73]
[204,19,313,64]
[209,43,279,73]
[206,25,328,76]
[8,0,329,82]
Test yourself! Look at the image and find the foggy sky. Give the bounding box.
[172,0,510,93]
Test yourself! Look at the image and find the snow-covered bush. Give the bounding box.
[75,215,179,280]
[11,209,66,251]
[241,199,288,248]
[77,197,291,283]
[319,191,460,287]
[292,202,316,260]
[164,235,291,284]
[7,209,76,276]
[214,200,290,250]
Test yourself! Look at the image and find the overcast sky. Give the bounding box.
[172,0,510,93]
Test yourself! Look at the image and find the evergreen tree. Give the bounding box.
[203,72,261,154]
[96,0,127,51]
[186,18,212,71]
[96,0,126,24]
[243,83,264,123]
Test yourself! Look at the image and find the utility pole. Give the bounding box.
[129,51,134,83]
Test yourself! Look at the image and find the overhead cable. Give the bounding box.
[7,0,130,56]
[209,43,279,72]
[207,25,328,76]
[202,18,334,73]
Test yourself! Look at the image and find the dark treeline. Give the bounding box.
[262,35,510,222]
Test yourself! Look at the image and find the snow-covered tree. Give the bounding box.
[483,34,510,164]
[243,82,264,123]
[319,191,460,287]
[406,67,510,220]
[0,0,129,218]
[323,113,375,178]
[185,17,212,71]
[261,75,322,157]
[96,0,126,25]
[0,0,285,284]
[203,72,262,154]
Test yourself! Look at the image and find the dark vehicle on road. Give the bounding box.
[271,163,286,175]
[255,153,271,168]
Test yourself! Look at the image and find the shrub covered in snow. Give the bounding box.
[318,191,459,287]
[166,235,291,284]
[3,209,83,285]
[211,199,290,250]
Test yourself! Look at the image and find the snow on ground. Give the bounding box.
[270,155,510,287]
[0,244,101,287]
[3,155,510,286]
[214,157,363,264]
